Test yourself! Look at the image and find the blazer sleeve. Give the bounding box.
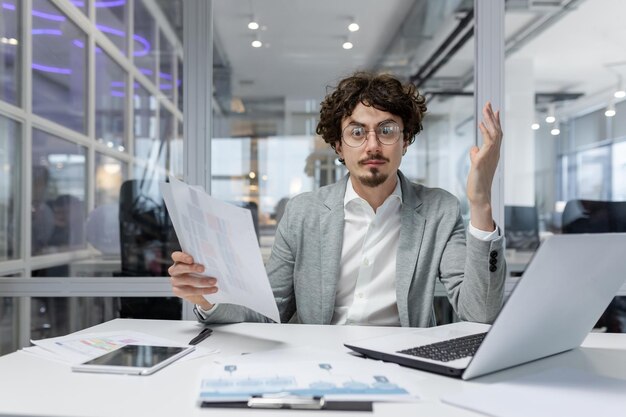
[196,199,298,325]
[438,209,506,323]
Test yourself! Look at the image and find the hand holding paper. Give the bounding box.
[161,176,280,323]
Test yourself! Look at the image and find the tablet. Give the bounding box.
[71,344,195,375]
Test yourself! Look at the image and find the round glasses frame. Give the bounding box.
[341,121,403,148]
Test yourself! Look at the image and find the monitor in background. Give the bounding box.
[504,205,540,251]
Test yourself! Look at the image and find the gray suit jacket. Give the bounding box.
[202,171,506,327]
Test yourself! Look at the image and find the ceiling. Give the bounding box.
[162,0,626,121]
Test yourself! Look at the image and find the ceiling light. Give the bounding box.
[605,101,616,117]
[348,22,359,32]
[342,41,353,50]
[251,39,262,48]
[531,123,540,130]
[550,123,560,136]
[248,15,259,30]
[545,115,556,123]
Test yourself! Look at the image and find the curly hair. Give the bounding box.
[316,71,427,151]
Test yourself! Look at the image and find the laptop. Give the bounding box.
[344,233,626,380]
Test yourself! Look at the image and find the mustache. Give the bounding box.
[359,155,389,164]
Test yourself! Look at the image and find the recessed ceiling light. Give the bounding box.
[342,41,353,50]
[545,115,555,123]
[251,40,262,48]
[348,22,359,32]
[531,123,540,130]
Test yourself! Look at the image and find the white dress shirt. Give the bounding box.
[331,177,403,326]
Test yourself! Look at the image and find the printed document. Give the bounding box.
[161,176,280,323]
[27,331,217,364]
[197,347,421,404]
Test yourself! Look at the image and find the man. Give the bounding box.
[169,71,505,327]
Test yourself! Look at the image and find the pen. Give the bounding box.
[189,327,213,345]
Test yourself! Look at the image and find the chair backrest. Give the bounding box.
[562,200,626,234]
[118,179,181,276]
[504,205,540,250]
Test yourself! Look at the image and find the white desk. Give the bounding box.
[0,319,625,417]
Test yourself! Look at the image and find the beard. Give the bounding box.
[358,168,389,188]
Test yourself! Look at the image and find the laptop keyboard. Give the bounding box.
[397,332,488,362]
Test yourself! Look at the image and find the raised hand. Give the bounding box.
[466,102,503,231]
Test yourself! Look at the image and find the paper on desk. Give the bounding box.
[29,330,217,365]
[197,347,421,404]
[161,176,280,323]
[441,368,626,417]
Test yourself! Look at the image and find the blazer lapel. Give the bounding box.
[319,176,348,324]
[396,171,425,327]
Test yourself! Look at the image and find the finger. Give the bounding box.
[171,251,194,264]
[172,284,219,298]
[482,103,498,132]
[170,274,217,288]
[168,262,205,277]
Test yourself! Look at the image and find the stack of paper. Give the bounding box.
[23,330,217,365]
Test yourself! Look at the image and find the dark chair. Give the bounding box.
[117,179,182,319]
[504,205,540,251]
[562,199,626,333]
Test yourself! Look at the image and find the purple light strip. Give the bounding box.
[132,34,151,57]
[72,39,84,48]
[158,72,172,80]
[139,68,153,75]
[32,9,66,21]
[95,0,126,7]
[32,63,72,74]
[32,29,63,36]
[159,84,172,90]
[110,81,125,87]
[110,90,125,97]
[2,3,15,11]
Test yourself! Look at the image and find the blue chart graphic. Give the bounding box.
[199,363,408,400]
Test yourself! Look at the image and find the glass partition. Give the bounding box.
[0,116,20,261]
[0,0,20,106]
[31,129,87,256]
[32,0,86,133]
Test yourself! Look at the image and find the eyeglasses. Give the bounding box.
[341,121,402,148]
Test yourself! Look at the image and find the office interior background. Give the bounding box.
[1,0,625,355]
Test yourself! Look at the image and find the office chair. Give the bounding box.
[562,199,626,333]
[118,179,182,319]
[504,205,540,251]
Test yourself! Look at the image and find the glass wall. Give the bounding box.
[0,0,20,105]
[32,0,86,133]
[0,116,20,261]
[504,0,626,331]
[0,0,184,355]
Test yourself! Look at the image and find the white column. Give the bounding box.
[505,59,535,206]
[474,0,505,227]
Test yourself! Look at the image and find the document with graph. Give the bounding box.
[161,176,280,323]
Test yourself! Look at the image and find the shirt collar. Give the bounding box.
[344,174,403,207]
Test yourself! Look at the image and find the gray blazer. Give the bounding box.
[202,171,506,327]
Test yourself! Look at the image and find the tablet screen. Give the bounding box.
[83,345,187,368]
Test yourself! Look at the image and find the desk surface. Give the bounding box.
[1,319,625,417]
